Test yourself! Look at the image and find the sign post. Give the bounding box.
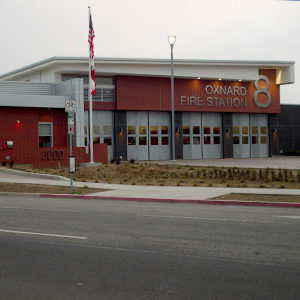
[65,100,76,194]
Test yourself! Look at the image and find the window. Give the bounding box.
[104,137,112,145]
[204,136,211,144]
[128,126,136,135]
[260,127,267,134]
[214,136,220,144]
[261,136,267,144]
[139,136,147,145]
[161,126,168,134]
[151,126,158,134]
[183,126,190,134]
[103,126,112,135]
[183,136,190,145]
[93,137,100,143]
[242,126,249,134]
[233,136,239,144]
[139,126,147,134]
[204,127,210,134]
[252,136,258,144]
[93,126,100,135]
[233,126,239,134]
[128,137,136,145]
[151,137,159,145]
[193,126,200,135]
[252,126,258,134]
[38,123,52,147]
[213,127,220,134]
[242,136,249,144]
[193,137,200,145]
[162,137,169,145]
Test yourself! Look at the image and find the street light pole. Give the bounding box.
[168,34,176,161]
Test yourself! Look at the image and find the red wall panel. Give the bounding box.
[0,107,107,167]
[115,69,280,113]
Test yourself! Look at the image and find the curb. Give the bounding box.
[0,167,69,181]
[39,193,300,208]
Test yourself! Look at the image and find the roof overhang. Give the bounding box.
[0,56,295,85]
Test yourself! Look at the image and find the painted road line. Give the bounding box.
[0,229,88,240]
[276,216,300,219]
[141,215,271,223]
[0,206,79,213]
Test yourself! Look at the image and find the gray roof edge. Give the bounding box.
[0,56,295,79]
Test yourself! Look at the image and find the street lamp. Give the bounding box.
[168,34,176,161]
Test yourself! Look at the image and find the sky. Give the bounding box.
[0,0,299,104]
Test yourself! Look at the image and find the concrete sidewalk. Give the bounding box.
[142,156,300,170]
[1,166,300,208]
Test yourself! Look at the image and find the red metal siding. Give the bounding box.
[0,107,108,167]
[115,69,280,113]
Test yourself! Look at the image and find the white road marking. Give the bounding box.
[141,214,270,223]
[0,206,20,209]
[276,216,300,219]
[0,205,78,213]
[0,229,88,240]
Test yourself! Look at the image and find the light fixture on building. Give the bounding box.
[197,77,201,80]
[239,79,242,82]
[119,128,124,135]
[219,78,222,81]
[15,120,20,128]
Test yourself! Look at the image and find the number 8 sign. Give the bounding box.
[254,75,271,108]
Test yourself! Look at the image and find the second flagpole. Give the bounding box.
[88,6,94,163]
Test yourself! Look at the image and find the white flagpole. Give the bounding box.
[88,7,94,163]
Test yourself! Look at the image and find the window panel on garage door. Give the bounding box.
[202,113,222,159]
[232,113,250,158]
[127,111,149,161]
[182,112,202,159]
[250,114,268,158]
[84,110,114,162]
[149,112,170,160]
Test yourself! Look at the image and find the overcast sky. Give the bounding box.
[0,0,299,104]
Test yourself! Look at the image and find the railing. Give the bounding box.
[84,87,115,102]
[0,81,54,95]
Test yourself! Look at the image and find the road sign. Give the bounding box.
[65,100,77,113]
[68,113,75,125]
[69,156,76,173]
[68,125,75,135]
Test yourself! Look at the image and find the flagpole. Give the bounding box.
[88,6,94,163]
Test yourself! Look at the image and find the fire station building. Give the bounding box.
[0,57,296,167]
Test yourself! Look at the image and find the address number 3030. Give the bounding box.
[41,150,64,160]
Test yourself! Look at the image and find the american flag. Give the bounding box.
[88,11,96,95]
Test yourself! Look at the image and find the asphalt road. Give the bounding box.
[0,196,299,300]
